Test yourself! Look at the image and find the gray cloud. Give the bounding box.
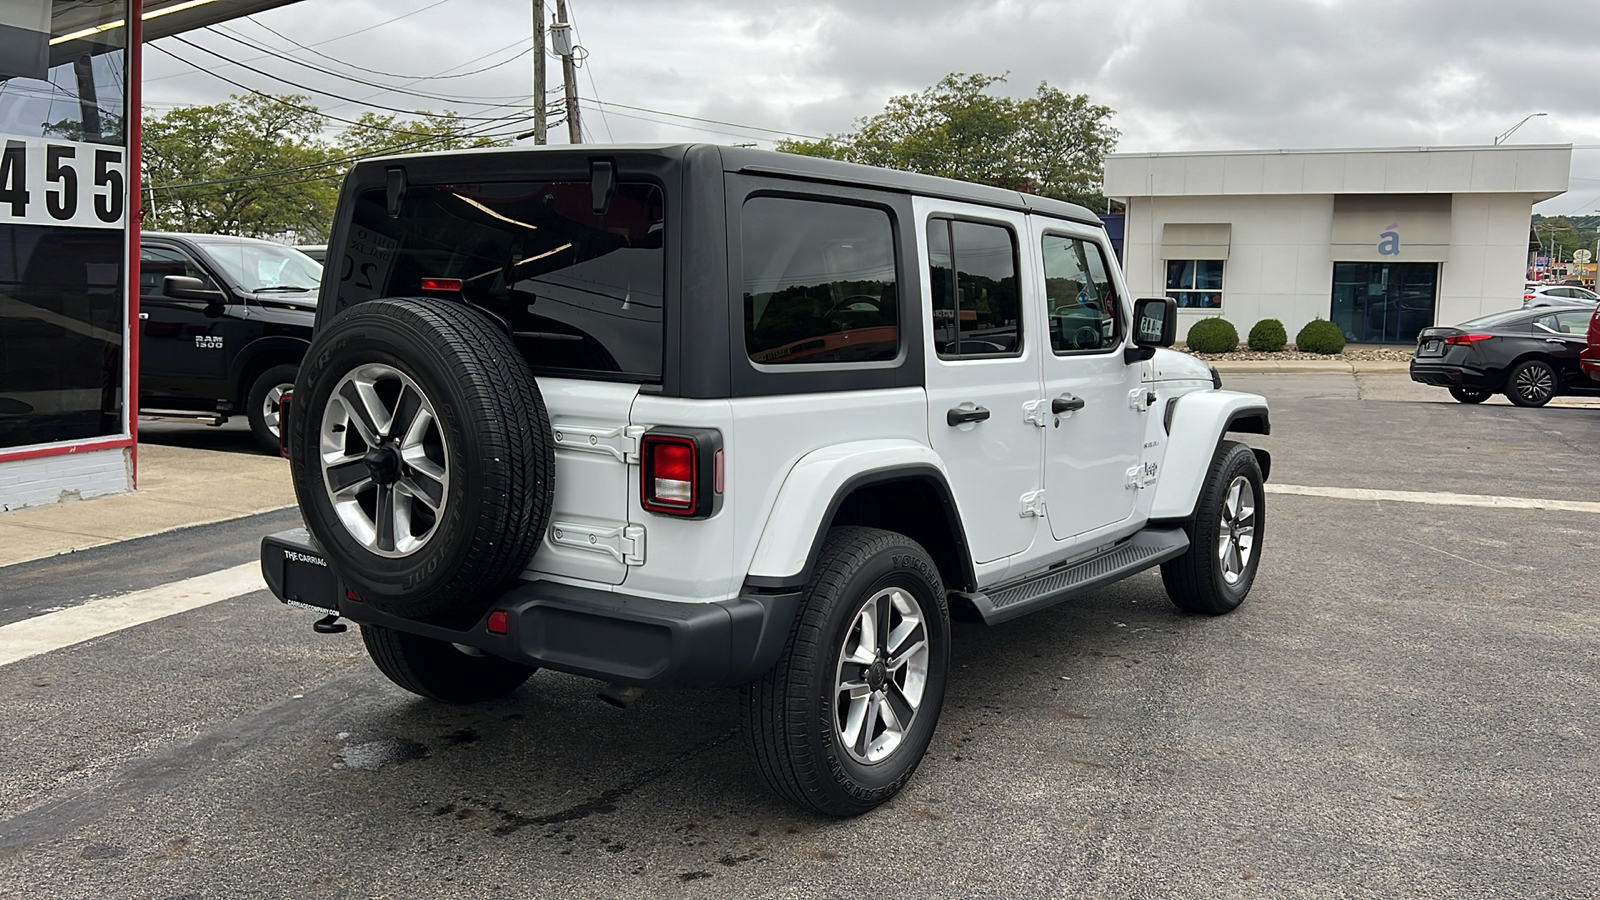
[140,0,1600,211]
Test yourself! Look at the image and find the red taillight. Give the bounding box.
[486,610,509,635]
[1524,292,1536,300]
[421,277,463,292]
[643,436,697,513]
[1445,333,1494,346]
[640,429,723,518]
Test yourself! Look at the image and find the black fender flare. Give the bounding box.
[743,464,977,594]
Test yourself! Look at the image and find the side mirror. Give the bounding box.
[163,274,225,303]
[1126,297,1177,363]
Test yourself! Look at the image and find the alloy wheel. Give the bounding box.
[834,587,930,764]
[319,363,449,558]
[1514,364,1555,405]
[261,382,294,440]
[1217,475,1256,586]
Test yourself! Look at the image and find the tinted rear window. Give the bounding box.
[341,181,664,380]
[1456,309,1531,329]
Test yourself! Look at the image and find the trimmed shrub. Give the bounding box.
[1247,318,1287,352]
[1295,318,1346,354]
[1184,317,1240,354]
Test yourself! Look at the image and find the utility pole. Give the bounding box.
[554,0,581,143]
[532,0,546,144]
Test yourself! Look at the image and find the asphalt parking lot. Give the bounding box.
[1,373,1596,899]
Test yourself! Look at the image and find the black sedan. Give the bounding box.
[1410,307,1600,407]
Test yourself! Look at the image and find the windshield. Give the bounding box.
[1456,309,1531,329]
[193,240,323,292]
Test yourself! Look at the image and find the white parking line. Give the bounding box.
[1266,483,1600,514]
[0,563,266,668]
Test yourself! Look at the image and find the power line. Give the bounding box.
[143,0,460,86]
[202,26,532,107]
[147,41,532,136]
[166,34,527,121]
[237,17,530,82]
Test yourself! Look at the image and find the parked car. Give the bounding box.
[1581,305,1600,382]
[1410,307,1599,406]
[259,144,1273,817]
[139,234,320,452]
[1523,283,1599,308]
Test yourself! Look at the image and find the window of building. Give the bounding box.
[742,196,899,366]
[1330,261,1438,344]
[1166,259,1223,309]
[928,218,1021,358]
[1041,234,1121,353]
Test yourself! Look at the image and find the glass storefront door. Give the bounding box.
[1330,262,1438,344]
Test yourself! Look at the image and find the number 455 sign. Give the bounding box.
[0,133,126,229]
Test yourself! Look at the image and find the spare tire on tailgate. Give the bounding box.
[289,297,553,620]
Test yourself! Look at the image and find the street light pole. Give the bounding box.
[1494,112,1547,146]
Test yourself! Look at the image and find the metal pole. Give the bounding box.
[532,0,546,144]
[555,0,581,144]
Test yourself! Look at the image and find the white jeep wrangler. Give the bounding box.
[261,145,1270,816]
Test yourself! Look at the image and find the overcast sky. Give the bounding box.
[141,0,1600,215]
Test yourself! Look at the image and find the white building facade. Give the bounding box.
[1104,145,1571,345]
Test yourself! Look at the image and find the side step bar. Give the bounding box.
[953,526,1189,625]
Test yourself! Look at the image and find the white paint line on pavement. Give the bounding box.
[0,563,265,668]
[1266,483,1600,514]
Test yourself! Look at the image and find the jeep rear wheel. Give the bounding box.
[361,624,536,703]
[741,527,950,816]
[290,297,553,621]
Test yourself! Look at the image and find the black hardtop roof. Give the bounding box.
[352,143,1105,227]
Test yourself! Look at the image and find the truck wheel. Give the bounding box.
[741,527,950,817]
[290,297,553,621]
[1161,440,1264,615]
[246,363,298,454]
[361,624,535,703]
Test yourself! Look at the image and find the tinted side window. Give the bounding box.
[742,197,899,366]
[140,246,212,296]
[928,218,1021,358]
[1041,234,1121,353]
[345,181,664,380]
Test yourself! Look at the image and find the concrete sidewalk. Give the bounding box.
[0,444,295,568]
[1209,358,1410,375]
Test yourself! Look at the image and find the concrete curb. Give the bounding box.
[1209,359,1411,375]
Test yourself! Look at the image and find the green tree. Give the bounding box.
[333,110,509,159]
[777,73,1118,209]
[142,93,336,239]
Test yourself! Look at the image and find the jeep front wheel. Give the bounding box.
[741,527,950,816]
[1161,440,1264,615]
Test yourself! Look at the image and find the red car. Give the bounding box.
[1583,305,1600,381]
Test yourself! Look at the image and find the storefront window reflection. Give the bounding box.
[0,1,129,449]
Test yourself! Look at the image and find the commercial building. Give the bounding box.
[1104,145,1572,345]
[0,0,300,511]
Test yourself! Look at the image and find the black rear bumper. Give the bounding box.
[261,529,799,689]
[1409,360,1496,390]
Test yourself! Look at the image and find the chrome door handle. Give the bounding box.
[1052,395,1086,414]
[946,406,991,426]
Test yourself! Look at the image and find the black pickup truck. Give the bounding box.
[138,233,318,452]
